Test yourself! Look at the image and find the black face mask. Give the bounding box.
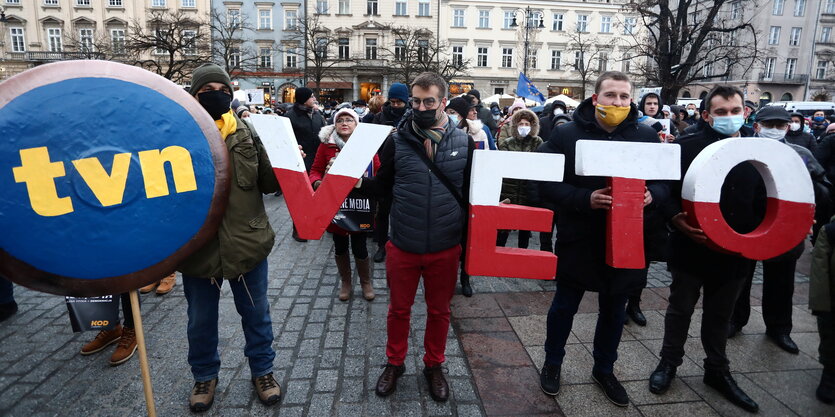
[413,108,438,128]
[198,90,232,120]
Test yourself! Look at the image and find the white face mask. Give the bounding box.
[758,126,788,140]
[517,126,532,137]
[493,114,501,120]
[554,108,564,115]
[687,109,695,116]
[355,107,366,115]
[790,122,801,132]
[448,113,460,125]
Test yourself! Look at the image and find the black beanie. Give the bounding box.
[189,63,233,96]
[447,97,472,118]
[469,89,481,100]
[295,87,314,104]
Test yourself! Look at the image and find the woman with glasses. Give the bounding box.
[309,108,380,301]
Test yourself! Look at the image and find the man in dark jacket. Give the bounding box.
[684,102,700,125]
[469,89,498,136]
[540,100,571,142]
[785,112,817,153]
[816,125,835,184]
[649,85,760,413]
[360,73,474,403]
[537,71,664,407]
[284,87,325,242]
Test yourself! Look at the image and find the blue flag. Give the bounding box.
[516,72,546,104]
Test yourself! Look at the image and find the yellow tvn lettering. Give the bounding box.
[12,146,198,217]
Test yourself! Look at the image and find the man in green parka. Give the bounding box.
[810,218,835,404]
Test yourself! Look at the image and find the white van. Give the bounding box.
[766,101,835,117]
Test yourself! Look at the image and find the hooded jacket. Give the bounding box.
[785,115,817,153]
[285,103,326,169]
[537,98,667,293]
[499,109,543,206]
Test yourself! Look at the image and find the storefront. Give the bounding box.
[360,82,382,101]
[449,81,475,96]
[547,86,578,100]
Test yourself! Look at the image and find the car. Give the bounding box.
[766,101,835,118]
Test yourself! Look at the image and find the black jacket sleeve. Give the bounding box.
[358,135,395,198]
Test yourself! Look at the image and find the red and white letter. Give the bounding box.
[682,137,814,260]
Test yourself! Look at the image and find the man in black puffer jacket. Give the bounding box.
[359,73,474,403]
[537,71,667,407]
[284,87,325,170]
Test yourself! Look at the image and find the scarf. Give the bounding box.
[412,117,448,159]
[215,110,237,140]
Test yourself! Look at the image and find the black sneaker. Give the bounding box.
[540,363,561,396]
[592,369,628,407]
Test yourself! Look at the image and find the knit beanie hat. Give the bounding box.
[447,97,472,118]
[388,83,409,103]
[295,87,314,104]
[189,63,233,96]
[332,107,360,124]
[469,89,481,100]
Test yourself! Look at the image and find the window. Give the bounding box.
[284,10,298,30]
[259,9,272,30]
[577,15,588,32]
[550,50,561,70]
[818,60,828,78]
[786,58,798,78]
[552,13,563,31]
[365,38,377,59]
[48,28,63,52]
[10,27,25,52]
[417,39,429,62]
[730,1,740,19]
[315,37,327,59]
[154,29,168,54]
[828,0,835,13]
[501,47,513,68]
[395,1,407,16]
[228,9,241,28]
[181,0,195,7]
[623,17,636,35]
[477,46,488,67]
[453,9,465,27]
[598,51,608,72]
[339,0,350,14]
[45,0,59,5]
[503,11,514,29]
[367,0,378,15]
[108,0,123,5]
[794,0,806,16]
[260,47,272,68]
[769,26,781,45]
[527,49,537,69]
[703,60,714,77]
[526,12,542,28]
[764,57,776,78]
[478,10,490,28]
[394,39,406,61]
[338,38,349,59]
[152,0,166,7]
[182,29,196,55]
[773,0,785,14]
[452,45,463,66]
[790,27,802,45]
[600,16,612,33]
[823,27,833,43]
[230,47,241,68]
[285,48,296,68]
[76,0,91,5]
[574,51,584,71]
[79,28,94,52]
[111,28,125,54]
[418,0,429,16]
[622,54,631,73]
[316,1,328,14]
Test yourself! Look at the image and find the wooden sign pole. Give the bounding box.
[129,290,157,417]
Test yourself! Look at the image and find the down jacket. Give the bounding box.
[499,109,543,206]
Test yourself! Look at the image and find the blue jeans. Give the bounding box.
[544,281,628,374]
[0,276,14,305]
[183,260,275,382]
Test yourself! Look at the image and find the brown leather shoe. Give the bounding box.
[110,327,137,366]
[189,378,217,412]
[253,373,282,405]
[139,281,158,294]
[80,325,122,355]
[375,363,405,397]
[155,273,176,295]
[423,365,449,402]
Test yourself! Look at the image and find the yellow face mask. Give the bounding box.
[595,104,631,127]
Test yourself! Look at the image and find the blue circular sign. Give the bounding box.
[0,61,229,296]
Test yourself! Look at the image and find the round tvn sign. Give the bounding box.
[0,61,229,296]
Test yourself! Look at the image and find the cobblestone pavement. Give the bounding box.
[0,195,828,416]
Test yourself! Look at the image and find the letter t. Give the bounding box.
[12,147,73,216]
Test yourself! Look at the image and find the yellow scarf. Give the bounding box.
[215,110,238,140]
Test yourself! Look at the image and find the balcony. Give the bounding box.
[354,58,388,68]
[758,73,809,84]
[26,51,105,62]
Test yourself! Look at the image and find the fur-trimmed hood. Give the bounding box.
[318,124,340,144]
[511,109,540,139]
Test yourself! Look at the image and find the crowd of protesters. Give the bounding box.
[4,63,835,414]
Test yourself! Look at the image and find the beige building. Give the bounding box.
[440,0,643,101]
[809,0,835,100]
[0,0,211,81]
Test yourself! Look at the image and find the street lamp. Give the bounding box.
[510,6,545,77]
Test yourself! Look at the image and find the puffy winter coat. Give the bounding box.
[499,109,543,206]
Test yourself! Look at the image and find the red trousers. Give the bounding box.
[385,241,461,367]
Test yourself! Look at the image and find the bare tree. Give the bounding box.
[566,29,602,100]
[384,26,470,85]
[622,0,759,104]
[63,28,111,60]
[282,13,350,96]
[209,8,258,77]
[126,9,211,83]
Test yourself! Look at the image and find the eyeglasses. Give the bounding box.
[410,97,439,109]
[335,118,356,124]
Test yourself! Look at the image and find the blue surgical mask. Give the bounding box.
[449,113,460,125]
[710,115,744,136]
[814,116,825,122]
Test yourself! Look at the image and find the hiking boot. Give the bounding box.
[592,369,629,407]
[155,273,176,295]
[139,281,158,294]
[356,257,375,301]
[423,365,449,402]
[335,254,352,301]
[80,325,122,355]
[109,327,137,366]
[540,363,561,396]
[189,378,217,412]
[253,373,282,405]
[375,363,405,397]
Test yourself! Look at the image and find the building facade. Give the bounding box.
[809,0,835,100]
[212,0,303,104]
[439,0,642,101]
[0,0,211,81]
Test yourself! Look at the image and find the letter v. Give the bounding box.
[72,153,132,207]
[247,115,391,240]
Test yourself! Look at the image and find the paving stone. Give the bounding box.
[637,401,720,417]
